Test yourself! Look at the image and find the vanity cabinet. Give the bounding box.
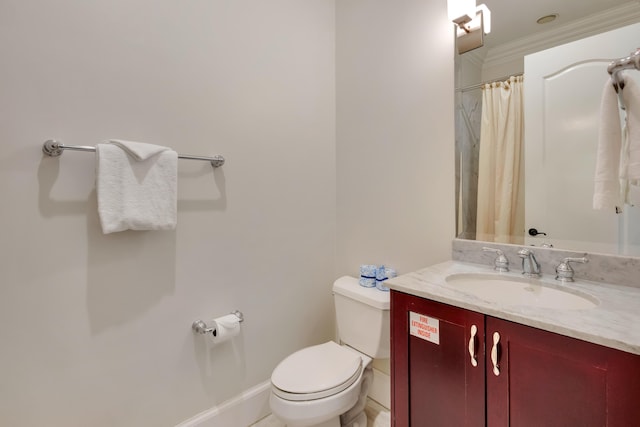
[391,291,640,427]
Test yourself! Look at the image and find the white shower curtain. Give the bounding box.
[476,75,525,244]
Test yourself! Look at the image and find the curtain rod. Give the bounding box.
[455,73,524,93]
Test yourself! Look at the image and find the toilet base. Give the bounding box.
[310,412,366,427]
[340,366,372,427]
[294,411,365,427]
[342,412,367,427]
[272,410,367,427]
[310,418,340,427]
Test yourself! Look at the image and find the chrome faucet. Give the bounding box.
[517,248,541,278]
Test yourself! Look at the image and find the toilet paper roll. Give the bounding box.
[359,264,377,287]
[376,267,397,292]
[210,313,241,344]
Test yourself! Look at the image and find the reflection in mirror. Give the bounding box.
[524,24,640,255]
[454,0,640,255]
[475,75,524,245]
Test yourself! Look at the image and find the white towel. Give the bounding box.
[96,139,178,234]
[593,77,623,210]
[593,74,640,210]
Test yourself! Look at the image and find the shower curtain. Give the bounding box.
[476,75,525,244]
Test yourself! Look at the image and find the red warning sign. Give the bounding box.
[409,311,440,345]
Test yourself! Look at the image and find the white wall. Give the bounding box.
[0,1,336,426]
[0,0,456,425]
[336,0,455,276]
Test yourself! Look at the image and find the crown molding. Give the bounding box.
[483,2,640,70]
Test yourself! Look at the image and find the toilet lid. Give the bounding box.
[271,341,363,401]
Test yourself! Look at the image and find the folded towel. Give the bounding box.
[96,140,178,234]
[108,139,170,161]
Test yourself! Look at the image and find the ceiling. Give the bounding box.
[480,0,636,49]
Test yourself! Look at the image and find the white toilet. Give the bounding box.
[269,276,390,427]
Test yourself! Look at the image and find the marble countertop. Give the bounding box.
[385,260,640,355]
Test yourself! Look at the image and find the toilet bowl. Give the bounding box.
[269,276,389,427]
[270,341,372,427]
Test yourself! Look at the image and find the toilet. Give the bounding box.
[269,276,390,427]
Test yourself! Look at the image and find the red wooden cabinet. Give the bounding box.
[391,291,485,427]
[391,290,640,427]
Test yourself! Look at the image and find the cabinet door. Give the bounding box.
[486,317,640,427]
[391,291,485,427]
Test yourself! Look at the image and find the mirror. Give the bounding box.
[454,0,640,255]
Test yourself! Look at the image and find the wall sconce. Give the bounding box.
[448,0,491,54]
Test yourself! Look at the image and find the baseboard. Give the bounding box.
[176,369,390,427]
[175,381,271,427]
[368,368,390,410]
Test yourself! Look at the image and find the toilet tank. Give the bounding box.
[332,276,390,359]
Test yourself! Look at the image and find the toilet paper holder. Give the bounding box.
[192,310,244,336]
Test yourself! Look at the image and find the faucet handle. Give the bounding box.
[482,247,509,272]
[555,256,588,282]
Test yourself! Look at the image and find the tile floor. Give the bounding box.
[250,398,390,427]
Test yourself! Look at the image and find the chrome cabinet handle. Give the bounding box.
[468,324,478,367]
[491,331,501,376]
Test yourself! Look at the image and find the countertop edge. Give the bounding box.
[386,260,640,356]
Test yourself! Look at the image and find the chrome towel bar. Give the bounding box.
[42,139,225,168]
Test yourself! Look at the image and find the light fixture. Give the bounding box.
[536,14,558,25]
[448,0,492,54]
[447,0,476,28]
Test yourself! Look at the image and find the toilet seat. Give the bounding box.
[271,341,363,401]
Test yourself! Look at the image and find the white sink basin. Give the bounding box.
[445,273,598,310]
